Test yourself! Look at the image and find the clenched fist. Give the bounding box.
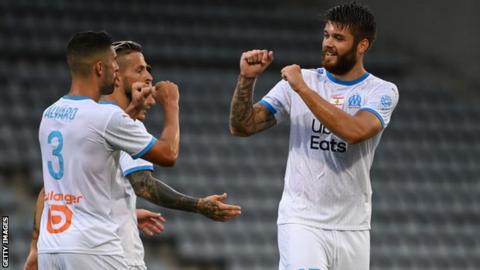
[153,81,179,106]
[130,82,153,112]
[281,64,308,93]
[240,49,274,78]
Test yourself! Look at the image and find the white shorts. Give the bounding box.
[38,253,128,270]
[278,224,370,270]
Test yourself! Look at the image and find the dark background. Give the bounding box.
[1,0,479,269]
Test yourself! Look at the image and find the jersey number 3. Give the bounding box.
[47,131,64,180]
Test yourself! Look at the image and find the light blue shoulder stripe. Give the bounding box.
[259,99,277,114]
[123,165,154,177]
[132,137,157,159]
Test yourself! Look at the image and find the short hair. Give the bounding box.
[324,2,376,48]
[112,40,143,56]
[113,40,151,72]
[66,31,113,77]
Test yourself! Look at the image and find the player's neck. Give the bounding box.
[101,88,129,110]
[330,62,367,82]
[69,78,101,101]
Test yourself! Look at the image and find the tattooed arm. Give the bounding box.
[229,76,276,136]
[229,49,276,136]
[128,171,241,221]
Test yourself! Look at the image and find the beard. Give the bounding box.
[321,44,357,75]
[100,74,116,95]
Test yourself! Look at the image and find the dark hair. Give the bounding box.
[66,31,113,76]
[324,2,376,48]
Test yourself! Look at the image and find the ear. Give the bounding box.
[94,61,103,77]
[357,38,370,55]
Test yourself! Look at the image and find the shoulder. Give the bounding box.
[301,68,326,82]
[365,75,399,97]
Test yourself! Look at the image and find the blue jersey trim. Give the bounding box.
[98,101,119,106]
[259,99,277,114]
[358,107,385,127]
[62,95,92,100]
[132,137,157,159]
[123,165,154,177]
[325,71,370,86]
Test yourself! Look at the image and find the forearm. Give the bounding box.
[229,75,257,136]
[31,187,45,247]
[158,103,180,160]
[128,171,199,213]
[296,86,365,143]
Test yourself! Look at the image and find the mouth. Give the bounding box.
[323,51,337,57]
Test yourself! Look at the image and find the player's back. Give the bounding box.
[38,95,124,255]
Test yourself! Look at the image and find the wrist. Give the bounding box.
[295,83,310,94]
[162,101,179,110]
[195,198,203,213]
[239,73,257,80]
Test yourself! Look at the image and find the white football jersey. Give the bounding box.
[261,68,399,230]
[112,121,154,267]
[37,96,157,255]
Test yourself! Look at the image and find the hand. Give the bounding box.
[136,209,166,236]
[280,64,308,92]
[23,247,37,270]
[197,193,242,222]
[153,81,179,106]
[240,49,274,78]
[130,82,153,115]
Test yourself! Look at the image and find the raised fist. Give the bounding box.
[240,49,274,78]
[153,81,179,106]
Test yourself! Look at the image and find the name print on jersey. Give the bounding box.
[310,119,347,153]
[43,105,79,121]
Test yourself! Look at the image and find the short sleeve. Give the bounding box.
[358,83,399,128]
[104,110,157,159]
[119,151,154,177]
[260,79,291,123]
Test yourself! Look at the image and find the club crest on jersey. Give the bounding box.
[330,95,345,108]
[380,95,392,110]
[348,94,362,108]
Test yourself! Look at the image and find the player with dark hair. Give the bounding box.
[34,31,240,269]
[25,38,241,270]
[229,3,398,270]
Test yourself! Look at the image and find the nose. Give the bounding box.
[145,71,153,84]
[146,93,156,106]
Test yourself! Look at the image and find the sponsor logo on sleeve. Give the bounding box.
[380,95,393,110]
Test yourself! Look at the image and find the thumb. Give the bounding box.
[217,192,227,201]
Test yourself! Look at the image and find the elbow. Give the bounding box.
[343,131,367,145]
[344,136,362,145]
[229,125,253,137]
[161,151,178,167]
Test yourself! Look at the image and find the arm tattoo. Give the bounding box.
[128,171,199,213]
[229,76,256,133]
[230,76,276,135]
[230,76,255,123]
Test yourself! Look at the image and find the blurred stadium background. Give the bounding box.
[1,0,480,269]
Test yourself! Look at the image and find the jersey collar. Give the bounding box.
[98,100,119,107]
[325,70,370,86]
[62,95,92,100]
